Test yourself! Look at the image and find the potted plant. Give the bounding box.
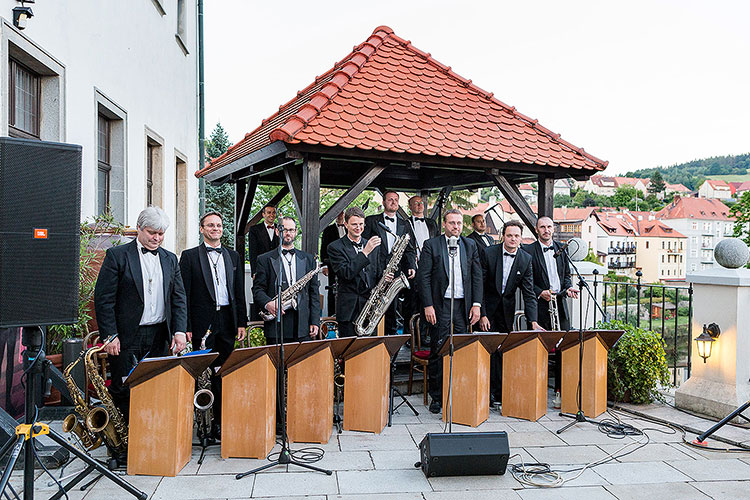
[602,320,671,404]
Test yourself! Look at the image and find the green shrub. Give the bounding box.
[601,320,670,404]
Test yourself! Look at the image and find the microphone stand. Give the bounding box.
[446,240,458,433]
[556,241,607,434]
[237,216,332,478]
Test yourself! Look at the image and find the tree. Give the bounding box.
[204,123,235,247]
[731,192,750,266]
[612,186,641,209]
[648,170,665,195]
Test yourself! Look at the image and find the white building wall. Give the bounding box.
[660,218,734,273]
[0,1,199,252]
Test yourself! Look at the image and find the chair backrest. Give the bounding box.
[513,310,526,331]
[409,313,421,354]
[320,316,338,339]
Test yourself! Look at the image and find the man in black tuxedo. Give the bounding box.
[417,209,483,413]
[478,220,541,404]
[320,211,346,316]
[248,205,280,320]
[522,216,579,391]
[328,207,388,338]
[253,217,321,343]
[363,191,416,335]
[467,214,495,256]
[179,212,247,438]
[403,196,439,326]
[94,206,187,422]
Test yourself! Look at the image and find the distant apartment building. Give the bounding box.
[595,211,638,278]
[698,179,732,200]
[583,175,649,197]
[554,178,572,197]
[664,182,692,198]
[656,196,734,272]
[634,220,686,283]
[729,181,750,198]
[553,207,597,251]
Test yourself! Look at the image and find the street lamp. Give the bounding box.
[695,323,720,363]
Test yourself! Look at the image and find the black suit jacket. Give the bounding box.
[467,231,494,249]
[327,236,383,322]
[179,244,247,340]
[94,240,187,349]
[248,223,280,273]
[480,245,537,331]
[416,235,483,320]
[363,213,417,274]
[405,215,439,256]
[252,248,321,339]
[522,241,573,324]
[320,223,344,270]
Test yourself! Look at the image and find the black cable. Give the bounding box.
[267,442,325,464]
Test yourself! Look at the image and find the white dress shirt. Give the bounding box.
[476,232,493,247]
[205,243,230,308]
[265,223,276,242]
[444,236,464,299]
[137,240,166,325]
[281,248,297,286]
[501,248,517,294]
[541,242,561,294]
[411,216,430,255]
[336,223,346,238]
[382,213,397,252]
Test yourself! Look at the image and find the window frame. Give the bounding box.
[97,113,112,214]
[8,58,41,139]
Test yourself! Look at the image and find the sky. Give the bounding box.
[204,0,749,176]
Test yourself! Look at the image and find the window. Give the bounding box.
[662,241,665,249]
[97,114,112,214]
[646,241,649,249]
[8,59,40,138]
[692,222,698,230]
[175,0,189,54]
[691,263,697,272]
[175,152,188,253]
[145,131,164,208]
[661,255,664,263]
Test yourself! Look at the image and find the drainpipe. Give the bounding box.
[198,0,206,218]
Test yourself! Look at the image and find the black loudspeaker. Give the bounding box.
[419,431,510,477]
[0,137,82,328]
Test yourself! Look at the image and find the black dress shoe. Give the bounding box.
[429,399,441,414]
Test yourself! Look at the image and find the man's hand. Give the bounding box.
[407,269,416,279]
[310,325,320,338]
[104,337,121,356]
[186,331,192,342]
[567,287,580,299]
[265,300,280,316]
[171,334,186,354]
[469,305,481,326]
[540,290,553,302]
[384,272,395,283]
[424,306,437,325]
[478,316,490,331]
[531,321,545,331]
[363,236,381,256]
[237,327,246,341]
[322,267,329,277]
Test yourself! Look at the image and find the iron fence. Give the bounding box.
[594,271,694,385]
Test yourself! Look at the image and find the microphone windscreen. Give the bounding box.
[568,237,588,261]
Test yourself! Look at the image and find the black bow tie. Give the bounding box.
[282,249,295,256]
[337,224,344,227]
[206,246,221,253]
[384,215,395,222]
[141,247,158,255]
[352,242,363,251]
[504,252,516,258]
[414,217,425,222]
[543,246,554,252]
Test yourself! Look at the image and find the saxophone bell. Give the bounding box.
[194,388,214,411]
[63,413,102,450]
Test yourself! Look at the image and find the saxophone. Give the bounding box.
[84,343,128,455]
[259,257,322,321]
[548,290,561,330]
[193,330,214,443]
[62,351,102,450]
[354,233,411,336]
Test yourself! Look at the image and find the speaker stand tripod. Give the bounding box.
[0,327,145,500]
[388,349,419,426]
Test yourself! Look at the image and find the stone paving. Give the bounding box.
[6,394,750,499]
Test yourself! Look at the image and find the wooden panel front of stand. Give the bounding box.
[287,348,333,443]
[442,340,490,427]
[343,343,390,433]
[561,336,607,418]
[221,354,276,458]
[128,365,193,476]
[502,338,548,421]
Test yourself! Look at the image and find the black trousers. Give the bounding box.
[427,297,467,402]
[489,313,510,401]
[108,322,169,420]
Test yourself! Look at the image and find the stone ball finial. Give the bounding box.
[714,238,750,269]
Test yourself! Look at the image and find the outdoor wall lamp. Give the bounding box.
[12,1,34,30]
[695,323,720,363]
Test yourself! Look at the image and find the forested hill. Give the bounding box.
[626,153,750,190]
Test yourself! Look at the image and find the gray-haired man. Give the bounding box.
[94,206,188,421]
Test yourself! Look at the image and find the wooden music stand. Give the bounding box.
[342,336,407,433]
[560,330,623,418]
[501,331,566,421]
[218,344,285,459]
[126,352,217,476]
[439,333,506,427]
[286,338,352,443]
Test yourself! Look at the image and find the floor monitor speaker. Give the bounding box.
[419,431,510,477]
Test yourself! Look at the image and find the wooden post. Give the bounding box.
[538,175,554,220]
[319,164,385,229]
[234,178,256,257]
[284,164,304,222]
[489,173,537,234]
[244,185,289,233]
[302,157,321,255]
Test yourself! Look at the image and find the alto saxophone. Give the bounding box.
[548,290,561,330]
[62,351,102,450]
[354,233,411,336]
[259,257,322,321]
[85,343,128,456]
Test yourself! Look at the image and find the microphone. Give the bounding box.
[553,237,585,259]
[552,240,571,258]
[377,221,397,236]
[447,236,459,257]
[483,202,501,214]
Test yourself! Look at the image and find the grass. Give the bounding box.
[705,172,750,182]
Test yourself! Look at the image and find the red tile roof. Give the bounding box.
[197,26,607,178]
[596,212,637,236]
[665,182,690,193]
[704,179,731,190]
[656,196,734,220]
[553,207,596,222]
[638,220,686,238]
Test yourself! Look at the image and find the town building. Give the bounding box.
[698,179,732,200]
[633,219,687,283]
[0,1,200,253]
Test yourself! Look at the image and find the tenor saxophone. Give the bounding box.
[62,351,102,450]
[84,343,128,455]
[259,258,322,321]
[354,233,411,336]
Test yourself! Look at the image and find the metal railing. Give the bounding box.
[608,261,635,269]
[595,271,694,385]
[608,246,636,254]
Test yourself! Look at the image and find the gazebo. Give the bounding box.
[196,26,607,256]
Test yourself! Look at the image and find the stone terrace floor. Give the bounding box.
[8,393,750,500]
